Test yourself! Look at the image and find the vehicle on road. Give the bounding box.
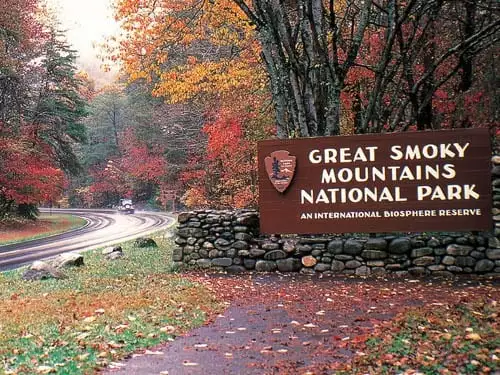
[117,198,135,214]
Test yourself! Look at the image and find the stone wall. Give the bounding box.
[173,153,500,276]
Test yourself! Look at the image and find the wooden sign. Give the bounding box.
[258,129,492,235]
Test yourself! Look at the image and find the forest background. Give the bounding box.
[0,0,498,219]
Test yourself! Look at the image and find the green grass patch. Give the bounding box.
[0,237,223,374]
[0,214,87,245]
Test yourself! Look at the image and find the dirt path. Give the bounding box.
[103,273,499,375]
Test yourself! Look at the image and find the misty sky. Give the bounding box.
[47,0,119,85]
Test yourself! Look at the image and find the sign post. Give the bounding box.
[258,129,492,235]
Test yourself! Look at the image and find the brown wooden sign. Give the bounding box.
[258,129,492,234]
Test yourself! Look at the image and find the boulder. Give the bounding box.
[22,261,65,281]
[255,260,277,272]
[134,237,158,248]
[106,251,124,260]
[388,238,411,254]
[102,246,122,255]
[474,259,495,273]
[344,240,363,255]
[50,252,84,268]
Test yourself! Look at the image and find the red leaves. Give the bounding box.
[0,128,65,205]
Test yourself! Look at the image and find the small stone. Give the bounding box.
[255,260,277,272]
[264,250,287,260]
[446,244,473,256]
[486,248,500,260]
[106,251,124,260]
[301,255,317,267]
[441,256,456,265]
[326,240,343,254]
[314,263,330,272]
[455,256,476,268]
[261,242,280,251]
[235,232,252,241]
[331,260,345,272]
[388,238,411,254]
[355,266,370,276]
[212,258,232,267]
[226,265,246,274]
[232,241,249,250]
[344,240,363,255]
[283,240,297,253]
[134,237,158,248]
[196,259,212,269]
[364,238,387,250]
[249,248,266,257]
[411,247,433,258]
[345,260,362,269]
[296,244,312,253]
[412,256,435,266]
[361,250,388,260]
[474,259,495,272]
[243,259,256,269]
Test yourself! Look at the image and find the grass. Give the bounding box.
[0,237,223,374]
[344,299,499,374]
[0,214,87,246]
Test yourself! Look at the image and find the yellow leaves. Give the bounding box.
[465,333,482,341]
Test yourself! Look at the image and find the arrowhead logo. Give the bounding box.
[264,150,296,193]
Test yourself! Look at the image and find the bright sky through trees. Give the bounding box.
[47,0,118,85]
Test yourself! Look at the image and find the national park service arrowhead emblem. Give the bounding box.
[264,150,296,193]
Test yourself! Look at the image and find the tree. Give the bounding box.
[231,0,499,136]
[32,27,88,174]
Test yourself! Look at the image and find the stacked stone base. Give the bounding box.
[173,210,500,277]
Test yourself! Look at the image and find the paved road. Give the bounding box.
[0,209,176,271]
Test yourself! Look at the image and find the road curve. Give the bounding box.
[0,209,176,272]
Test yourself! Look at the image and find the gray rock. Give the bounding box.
[367,260,385,267]
[232,241,249,250]
[335,255,353,261]
[427,238,440,247]
[413,256,435,266]
[345,260,362,269]
[237,250,250,257]
[474,259,495,272]
[372,267,386,276]
[311,250,323,257]
[264,250,287,260]
[178,212,195,223]
[102,246,122,255]
[356,266,370,276]
[431,271,454,278]
[434,248,446,256]
[326,240,343,254]
[386,263,404,271]
[212,258,232,267]
[428,265,446,271]
[361,250,388,260]
[486,248,500,260]
[409,267,427,276]
[134,237,158,248]
[488,237,500,249]
[441,256,456,265]
[447,266,463,273]
[255,260,277,272]
[226,265,246,274]
[344,240,363,255]
[202,241,215,249]
[314,263,331,272]
[235,232,252,241]
[261,242,280,251]
[208,250,219,258]
[446,244,473,256]
[106,251,124,260]
[455,256,476,268]
[196,259,212,269]
[331,260,345,272]
[226,249,237,258]
[455,237,470,245]
[470,251,485,259]
[365,238,387,250]
[51,252,84,268]
[22,261,65,281]
[243,258,256,269]
[249,248,266,257]
[296,244,312,253]
[321,257,332,263]
[233,226,248,232]
[178,227,203,238]
[388,238,411,254]
[214,238,231,249]
[411,247,433,258]
[276,258,301,272]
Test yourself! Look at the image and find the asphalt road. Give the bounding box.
[0,209,176,272]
